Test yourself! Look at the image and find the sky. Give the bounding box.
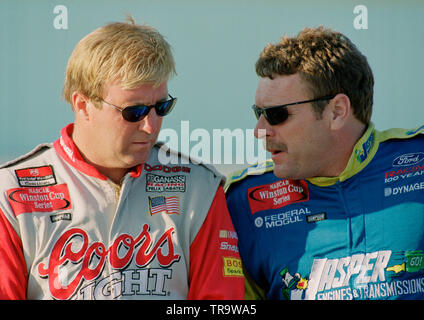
[1,0,423,174]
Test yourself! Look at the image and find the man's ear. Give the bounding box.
[72,91,90,120]
[328,93,351,131]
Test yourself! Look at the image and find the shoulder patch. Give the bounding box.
[224,160,274,192]
[376,125,424,143]
[7,183,72,217]
[15,165,57,187]
[0,143,53,169]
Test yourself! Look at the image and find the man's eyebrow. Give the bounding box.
[158,95,169,102]
[126,94,169,106]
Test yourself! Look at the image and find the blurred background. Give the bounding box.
[1,0,423,175]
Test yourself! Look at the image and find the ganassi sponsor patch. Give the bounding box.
[146,173,186,192]
[15,165,57,187]
[247,179,309,214]
[7,183,72,216]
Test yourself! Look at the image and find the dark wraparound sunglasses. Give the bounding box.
[102,94,177,122]
[252,95,335,125]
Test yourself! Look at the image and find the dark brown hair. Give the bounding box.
[255,26,374,124]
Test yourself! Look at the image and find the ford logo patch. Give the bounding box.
[392,152,424,167]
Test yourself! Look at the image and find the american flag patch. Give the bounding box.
[149,196,179,215]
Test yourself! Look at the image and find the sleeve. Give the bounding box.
[226,181,268,300]
[188,186,245,300]
[244,266,266,300]
[0,208,28,299]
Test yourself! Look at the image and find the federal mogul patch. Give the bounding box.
[15,165,57,187]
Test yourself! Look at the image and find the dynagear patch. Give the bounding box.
[7,183,72,217]
[15,165,57,187]
[247,179,309,214]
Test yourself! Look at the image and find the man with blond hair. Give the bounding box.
[0,18,244,300]
[226,26,424,300]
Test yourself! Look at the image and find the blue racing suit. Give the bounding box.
[225,124,424,300]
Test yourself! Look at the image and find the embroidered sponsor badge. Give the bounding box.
[247,179,309,214]
[144,163,191,173]
[392,152,424,167]
[306,212,327,223]
[219,229,239,254]
[219,229,238,240]
[223,257,243,278]
[15,165,57,187]
[7,183,72,216]
[148,196,180,215]
[50,212,72,223]
[145,173,186,192]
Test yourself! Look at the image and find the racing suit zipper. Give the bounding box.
[334,181,353,250]
[104,176,131,299]
[110,181,122,202]
[335,179,367,299]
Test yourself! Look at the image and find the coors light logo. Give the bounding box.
[38,224,180,300]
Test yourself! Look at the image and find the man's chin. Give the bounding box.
[272,163,297,180]
[123,152,152,168]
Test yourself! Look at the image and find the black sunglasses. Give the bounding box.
[102,94,177,122]
[252,95,335,125]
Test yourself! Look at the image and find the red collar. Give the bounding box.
[53,123,143,180]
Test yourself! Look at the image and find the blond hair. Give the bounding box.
[63,17,176,108]
[255,26,374,124]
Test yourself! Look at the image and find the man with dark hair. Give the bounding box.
[226,26,424,300]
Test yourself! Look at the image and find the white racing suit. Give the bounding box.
[0,123,244,300]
